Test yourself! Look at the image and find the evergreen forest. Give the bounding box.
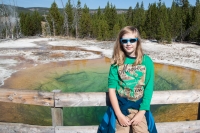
[1,0,200,44]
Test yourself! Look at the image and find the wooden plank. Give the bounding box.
[55,92,110,107]
[55,120,200,133]
[51,108,63,126]
[0,89,200,107]
[0,121,200,133]
[156,120,200,133]
[151,90,200,104]
[0,88,54,106]
[55,90,200,107]
[55,126,98,133]
[0,122,54,133]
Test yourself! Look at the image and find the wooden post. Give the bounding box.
[51,90,63,126]
[198,103,200,120]
[106,92,111,106]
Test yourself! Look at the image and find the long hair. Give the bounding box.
[111,26,143,66]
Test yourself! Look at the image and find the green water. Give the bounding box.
[154,63,200,91]
[38,70,109,92]
[36,59,200,93]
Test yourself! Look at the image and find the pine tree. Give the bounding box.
[65,0,74,36]
[113,22,120,39]
[91,13,98,38]
[118,14,127,29]
[79,4,91,38]
[170,1,181,39]
[182,0,190,28]
[110,5,117,39]
[32,11,42,35]
[19,11,42,36]
[159,2,170,42]
[181,0,192,41]
[166,30,172,43]
[133,2,140,27]
[195,0,200,43]
[19,12,26,35]
[141,30,147,39]
[198,29,200,43]
[189,0,200,42]
[145,3,158,39]
[47,1,64,36]
[97,6,101,18]
[126,6,133,26]
[132,2,146,38]
[97,18,109,40]
[91,7,103,39]
[139,1,146,38]
[104,2,117,39]
[25,13,33,35]
[156,20,166,42]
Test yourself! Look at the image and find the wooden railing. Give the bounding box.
[0,88,200,133]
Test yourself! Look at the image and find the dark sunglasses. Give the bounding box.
[120,38,138,44]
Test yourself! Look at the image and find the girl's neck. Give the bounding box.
[126,52,136,58]
[126,53,136,58]
[126,55,136,59]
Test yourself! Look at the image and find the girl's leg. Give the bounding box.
[115,119,130,133]
[128,109,149,133]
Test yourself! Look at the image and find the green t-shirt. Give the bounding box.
[108,54,154,110]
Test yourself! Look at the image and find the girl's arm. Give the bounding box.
[109,88,131,126]
[131,55,154,125]
[108,65,131,126]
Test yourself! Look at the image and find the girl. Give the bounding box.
[98,26,157,133]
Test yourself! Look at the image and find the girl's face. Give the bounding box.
[121,32,138,57]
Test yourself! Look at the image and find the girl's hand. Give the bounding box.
[117,113,131,127]
[130,110,146,126]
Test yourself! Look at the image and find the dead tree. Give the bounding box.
[0,0,20,39]
[61,0,69,37]
[0,1,10,39]
[72,0,81,39]
[51,17,56,37]
[12,0,21,39]
[3,1,12,38]
[0,5,3,38]
[44,14,51,36]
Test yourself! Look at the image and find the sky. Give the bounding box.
[2,0,197,9]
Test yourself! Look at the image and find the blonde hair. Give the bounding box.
[111,26,143,66]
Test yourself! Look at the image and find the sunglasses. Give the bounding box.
[120,38,138,44]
